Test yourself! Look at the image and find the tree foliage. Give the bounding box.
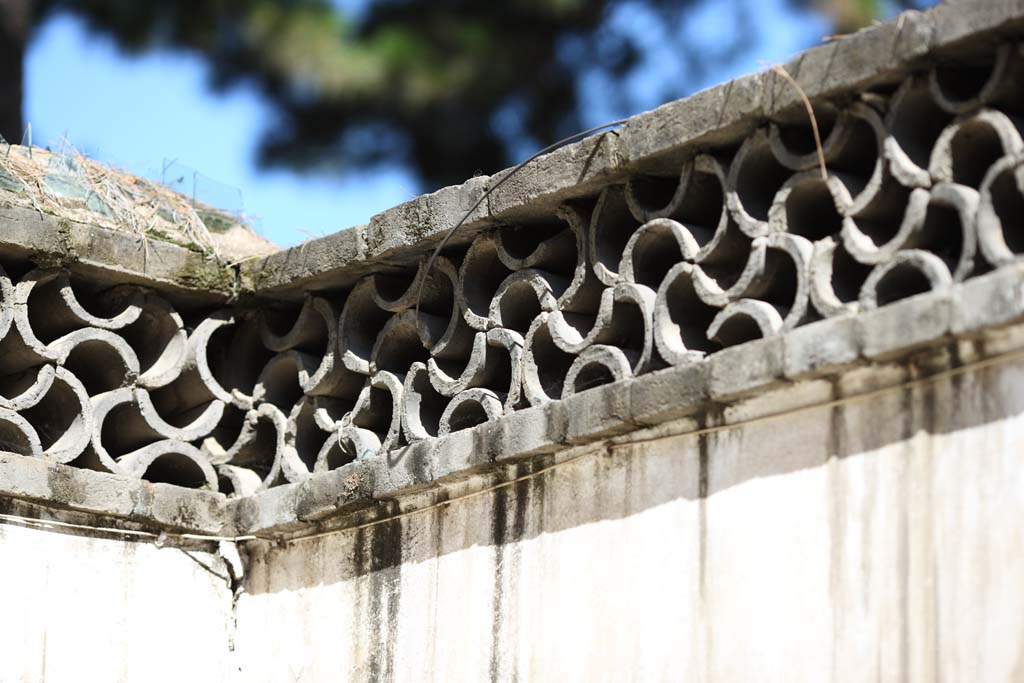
[6,0,920,189]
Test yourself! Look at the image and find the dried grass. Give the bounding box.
[0,141,277,262]
[771,64,829,181]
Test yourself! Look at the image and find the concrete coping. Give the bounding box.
[2,0,1024,541]
[0,262,1021,540]
[242,0,1024,299]
[0,206,237,304]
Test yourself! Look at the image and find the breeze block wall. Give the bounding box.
[1,1,1024,680]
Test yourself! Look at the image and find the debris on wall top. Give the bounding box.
[0,143,277,264]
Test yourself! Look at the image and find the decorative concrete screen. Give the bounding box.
[1,28,1023,498]
[4,2,1024,680]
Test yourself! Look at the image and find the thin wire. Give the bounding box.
[413,118,630,319]
[0,512,255,543]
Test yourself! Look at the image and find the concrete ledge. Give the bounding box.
[953,264,1024,334]
[859,290,954,360]
[230,263,1024,538]
[241,0,1024,297]
[1,262,1023,540]
[4,1,1024,542]
[225,460,381,537]
[0,260,1018,537]
[783,315,860,380]
[241,224,369,298]
[708,335,786,401]
[0,206,235,303]
[0,453,229,535]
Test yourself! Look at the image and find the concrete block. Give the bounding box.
[293,461,375,523]
[367,176,490,259]
[930,0,1024,46]
[244,226,368,297]
[488,405,565,462]
[72,223,233,296]
[0,455,137,520]
[431,426,490,483]
[952,264,1024,335]
[783,315,860,380]
[620,73,764,169]
[0,206,233,301]
[381,439,436,494]
[0,455,237,535]
[0,454,53,502]
[629,361,708,426]
[487,133,628,220]
[858,290,952,360]
[787,16,930,112]
[708,335,786,401]
[147,484,229,534]
[229,484,303,536]
[58,469,139,519]
[560,379,636,444]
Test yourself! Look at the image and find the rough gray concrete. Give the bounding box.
[0,205,236,301]
[232,349,1024,682]
[0,453,229,534]
[4,324,1024,681]
[2,7,1023,503]
[0,262,1018,540]
[232,285,1024,537]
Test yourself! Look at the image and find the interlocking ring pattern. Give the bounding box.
[1,44,1022,493]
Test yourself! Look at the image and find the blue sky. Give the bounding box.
[24,0,924,247]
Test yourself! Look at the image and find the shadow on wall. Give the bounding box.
[235,346,1024,679]
[245,345,1024,591]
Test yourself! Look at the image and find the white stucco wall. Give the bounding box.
[234,357,1024,682]
[0,511,235,683]
[1,356,1022,682]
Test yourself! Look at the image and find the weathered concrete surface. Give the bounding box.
[5,3,1024,496]
[0,454,230,534]
[232,351,1024,681]
[0,500,236,683]
[0,205,236,303]
[0,264,1015,539]
[229,267,1024,538]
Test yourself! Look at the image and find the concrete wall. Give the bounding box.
[0,502,235,683]
[234,356,1024,682]
[1,343,1022,682]
[0,4,1021,680]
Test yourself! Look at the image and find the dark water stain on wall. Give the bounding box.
[696,415,711,597]
[489,463,531,682]
[349,506,403,682]
[489,480,509,683]
[696,409,715,680]
[827,378,848,682]
[898,385,914,682]
[351,525,368,676]
[368,516,403,682]
[425,490,448,674]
